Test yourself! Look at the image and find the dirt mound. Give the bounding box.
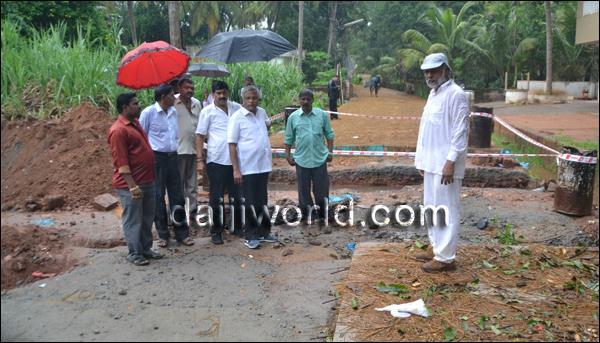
[1,225,78,290]
[1,103,114,210]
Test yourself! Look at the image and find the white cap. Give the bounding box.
[420,53,450,71]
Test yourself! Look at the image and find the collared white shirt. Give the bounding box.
[196,100,241,165]
[415,79,469,179]
[227,106,272,175]
[174,95,202,155]
[139,102,179,153]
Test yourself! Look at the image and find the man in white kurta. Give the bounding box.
[414,53,469,273]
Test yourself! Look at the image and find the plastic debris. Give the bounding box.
[329,193,358,204]
[30,218,55,228]
[375,299,430,318]
[346,242,357,252]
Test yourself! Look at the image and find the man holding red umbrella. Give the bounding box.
[140,84,194,248]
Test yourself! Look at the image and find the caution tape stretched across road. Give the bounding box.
[270,109,596,164]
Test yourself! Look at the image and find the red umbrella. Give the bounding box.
[116,41,190,90]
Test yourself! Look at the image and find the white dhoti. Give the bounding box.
[423,172,462,263]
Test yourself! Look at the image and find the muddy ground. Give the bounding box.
[1,183,598,341]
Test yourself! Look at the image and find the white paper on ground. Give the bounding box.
[375,298,429,318]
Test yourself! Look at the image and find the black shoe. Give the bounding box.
[131,257,149,266]
[143,250,164,259]
[232,229,245,238]
[211,233,224,245]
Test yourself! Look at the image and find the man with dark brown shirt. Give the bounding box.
[108,93,164,266]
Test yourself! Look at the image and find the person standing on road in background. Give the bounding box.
[414,53,469,273]
[196,81,243,245]
[228,86,274,250]
[327,75,341,120]
[174,77,203,234]
[140,84,194,248]
[285,89,334,231]
[108,93,163,266]
[369,74,381,97]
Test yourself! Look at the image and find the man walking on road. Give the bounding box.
[414,53,469,273]
[108,93,163,266]
[285,89,335,229]
[228,86,275,249]
[196,81,243,245]
[140,85,194,248]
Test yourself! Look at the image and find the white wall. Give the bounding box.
[516,80,598,99]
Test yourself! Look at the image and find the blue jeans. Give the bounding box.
[116,183,155,259]
[153,151,189,241]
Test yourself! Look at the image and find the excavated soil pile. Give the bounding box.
[1,103,114,210]
[1,225,78,289]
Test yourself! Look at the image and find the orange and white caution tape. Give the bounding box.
[269,112,285,121]
[274,109,596,164]
[558,153,597,164]
[470,112,494,118]
[271,148,560,159]
[492,116,561,155]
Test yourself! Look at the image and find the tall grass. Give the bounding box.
[2,20,305,120]
[190,62,304,117]
[1,20,126,119]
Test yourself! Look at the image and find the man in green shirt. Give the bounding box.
[285,89,335,226]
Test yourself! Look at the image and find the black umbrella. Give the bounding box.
[187,63,231,77]
[196,29,296,64]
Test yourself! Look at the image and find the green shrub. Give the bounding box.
[190,62,304,117]
[1,20,123,119]
[302,51,332,85]
[1,19,304,120]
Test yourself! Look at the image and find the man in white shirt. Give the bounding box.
[228,86,274,250]
[196,81,242,245]
[175,78,202,227]
[140,84,194,248]
[414,53,469,273]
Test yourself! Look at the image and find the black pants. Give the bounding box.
[296,163,329,222]
[241,172,271,240]
[206,162,242,235]
[329,97,338,119]
[153,151,189,241]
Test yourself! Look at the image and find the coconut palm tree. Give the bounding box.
[397,1,478,73]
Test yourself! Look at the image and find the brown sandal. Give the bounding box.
[157,239,168,248]
[179,237,195,246]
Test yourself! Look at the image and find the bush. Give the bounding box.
[1,20,124,119]
[190,62,304,117]
[1,20,304,120]
[302,51,332,85]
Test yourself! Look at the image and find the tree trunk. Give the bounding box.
[545,1,553,95]
[327,1,338,60]
[168,1,182,49]
[268,2,282,30]
[127,1,138,46]
[297,1,304,72]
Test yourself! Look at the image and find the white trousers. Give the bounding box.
[423,172,462,263]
